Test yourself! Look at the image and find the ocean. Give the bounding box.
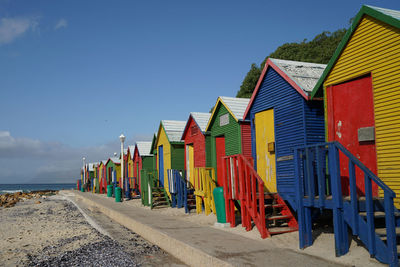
[0,183,76,194]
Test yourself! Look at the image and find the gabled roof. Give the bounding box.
[150,133,157,152]
[310,5,400,98]
[88,163,95,171]
[243,58,326,119]
[270,58,326,93]
[100,160,107,166]
[136,141,153,157]
[206,96,250,131]
[190,112,211,132]
[181,112,211,139]
[156,120,186,144]
[107,157,121,165]
[128,145,135,159]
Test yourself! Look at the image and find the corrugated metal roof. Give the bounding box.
[109,157,121,164]
[190,112,211,132]
[162,120,186,142]
[88,163,95,171]
[128,145,135,159]
[136,141,153,156]
[367,5,400,21]
[219,97,250,120]
[270,58,326,93]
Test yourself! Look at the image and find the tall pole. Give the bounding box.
[82,157,86,190]
[119,134,126,196]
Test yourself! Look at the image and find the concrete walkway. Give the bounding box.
[66,190,344,267]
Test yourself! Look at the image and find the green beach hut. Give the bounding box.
[205,96,251,186]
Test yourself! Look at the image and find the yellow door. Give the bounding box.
[255,109,276,193]
[186,144,195,186]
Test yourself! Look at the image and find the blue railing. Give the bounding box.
[168,169,193,213]
[294,141,397,266]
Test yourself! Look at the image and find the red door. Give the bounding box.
[327,75,378,196]
[102,168,107,193]
[215,136,226,187]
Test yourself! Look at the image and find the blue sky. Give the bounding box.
[1,0,399,183]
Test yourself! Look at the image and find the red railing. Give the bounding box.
[222,154,269,238]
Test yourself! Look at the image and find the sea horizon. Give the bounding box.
[0,183,77,185]
[0,183,76,194]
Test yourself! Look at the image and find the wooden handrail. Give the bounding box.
[334,141,395,197]
[223,154,268,238]
[193,167,216,215]
[295,142,398,266]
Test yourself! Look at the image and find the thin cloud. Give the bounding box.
[54,18,67,30]
[0,16,39,45]
[0,131,152,183]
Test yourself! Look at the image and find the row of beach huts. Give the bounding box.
[78,5,400,266]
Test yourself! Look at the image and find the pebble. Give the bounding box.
[22,199,162,267]
[27,238,139,267]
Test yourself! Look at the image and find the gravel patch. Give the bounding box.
[0,194,174,267]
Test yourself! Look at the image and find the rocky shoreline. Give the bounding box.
[0,190,58,208]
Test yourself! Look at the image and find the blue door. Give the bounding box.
[158,146,164,187]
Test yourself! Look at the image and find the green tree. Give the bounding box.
[236,63,262,98]
[236,28,347,98]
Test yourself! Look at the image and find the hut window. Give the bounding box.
[191,125,199,136]
[220,113,229,126]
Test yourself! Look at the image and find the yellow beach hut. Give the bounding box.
[155,120,186,196]
[311,5,400,205]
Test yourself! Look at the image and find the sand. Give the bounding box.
[0,190,385,267]
[0,193,185,267]
[120,195,384,267]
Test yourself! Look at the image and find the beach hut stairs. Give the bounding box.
[223,154,298,238]
[167,169,196,213]
[193,167,217,215]
[295,142,400,266]
[151,186,171,209]
[141,169,171,209]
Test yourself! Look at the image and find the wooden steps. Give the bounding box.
[222,154,298,239]
[186,190,196,213]
[359,211,400,218]
[264,193,298,236]
[151,187,170,209]
[295,142,399,266]
[269,227,298,235]
[267,215,292,221]
[375,227,400,236]
[264,204,285,209]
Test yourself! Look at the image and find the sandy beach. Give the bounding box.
[108,191,384,267]
[0,191,185,267]
[0,190,385,267]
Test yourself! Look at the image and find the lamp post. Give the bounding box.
[119,134,125,197]
[82,157,86,191]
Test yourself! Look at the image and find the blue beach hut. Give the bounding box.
[243,58,326,208]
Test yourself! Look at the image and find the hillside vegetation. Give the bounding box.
[236,29,347,98]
